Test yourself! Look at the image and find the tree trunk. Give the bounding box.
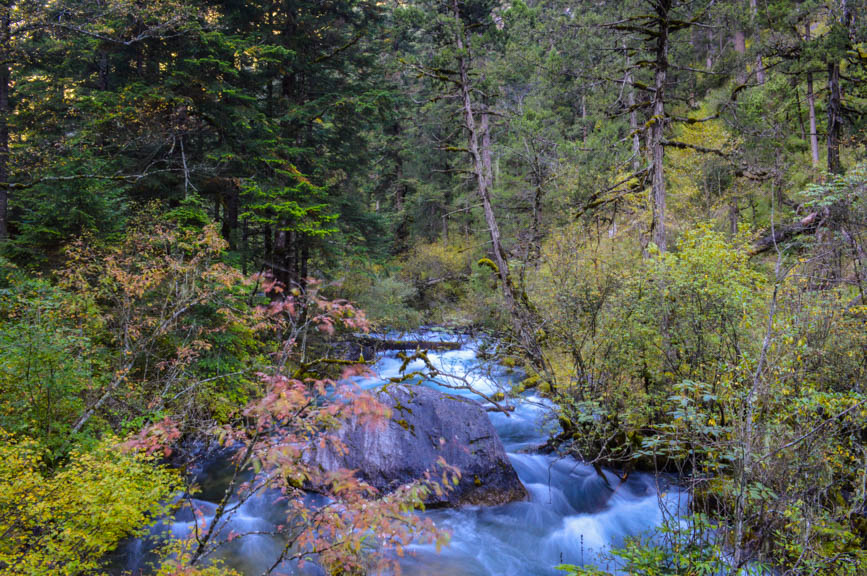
[395,163,404,212]
[805,24,820,169]
[706,28,714,70]
[625,49,641,172]
[750,0,764,84]
[0,8,10,241]
[581,93,587,144]
[729,197,739,237]
[793,81,807,141]
[273,227,298,290]
[827,61,842,174]
[221,180,239,248]
[650,0,670,253]
[480,105,494,193]
[734,30,746,54]
[241,217,249,276]
[452,0,543,368]
[734,28,746,85]
[263,223,273,273]
[97,49,109,91]
[300,240,308,285]
[806,71,820,168]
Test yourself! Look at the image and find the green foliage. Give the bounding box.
[802,162,867,209]
[397,241,472,310]
[350,274,423,330]
[242,173,338,239]
[0,431,181,576]
[653,225,767,381]
[558,514,728,576]
[0,278,104,457]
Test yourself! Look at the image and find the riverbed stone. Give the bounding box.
[311,384,528,507]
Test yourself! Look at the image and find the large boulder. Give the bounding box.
[313,384,527,507]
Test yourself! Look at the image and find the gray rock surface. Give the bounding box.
[313,384,527,507]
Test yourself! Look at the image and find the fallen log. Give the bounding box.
[750,212,819,255]
[354,337,462,351]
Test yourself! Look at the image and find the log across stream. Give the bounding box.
[114,330,685,575]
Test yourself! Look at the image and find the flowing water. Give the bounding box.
[116,331,686,575]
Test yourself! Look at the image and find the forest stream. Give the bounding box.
[116,330,686,575]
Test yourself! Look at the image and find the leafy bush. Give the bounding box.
[0,432,180,576]
[353,274,423,330]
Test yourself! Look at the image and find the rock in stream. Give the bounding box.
[311,383,528,507]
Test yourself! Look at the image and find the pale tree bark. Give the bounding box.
[827,62,842,174]
[734,30,746,55]
[805,23,820,169]
[706,28,714,70]
[451,0,544,368]
[734,28,746,85]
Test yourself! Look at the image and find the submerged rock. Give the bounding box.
[312,384,528,507]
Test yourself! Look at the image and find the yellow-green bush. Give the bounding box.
[0,431,180,576]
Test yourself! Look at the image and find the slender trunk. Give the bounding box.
[688,28,697,107]
[625,50,641,172]
[300,241,309,288]
[827,61,842,174]
[97,50,109,90]
[452,0,543,367]
[734,29,746,85]
[274,228,289,290]
[242,217,249,276]
[0,8,9,241]
[273,228,297,290]
[527,140,544,263]
[263,223,273,275]
[805,23,820,169]
[530,180,543,261]
[706,28,714,70]
[650,1,670,253]
[395,164,404,212]
[773,142,785,207]
[734,30,746,54]
[794,82,807,141]
[729,197,739,237]
[222,181,239,248]
[581,93,587,144]
[807,71,820,168]
[734,255,782,569]
[750,0,764,84]
[480,105,494,192]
